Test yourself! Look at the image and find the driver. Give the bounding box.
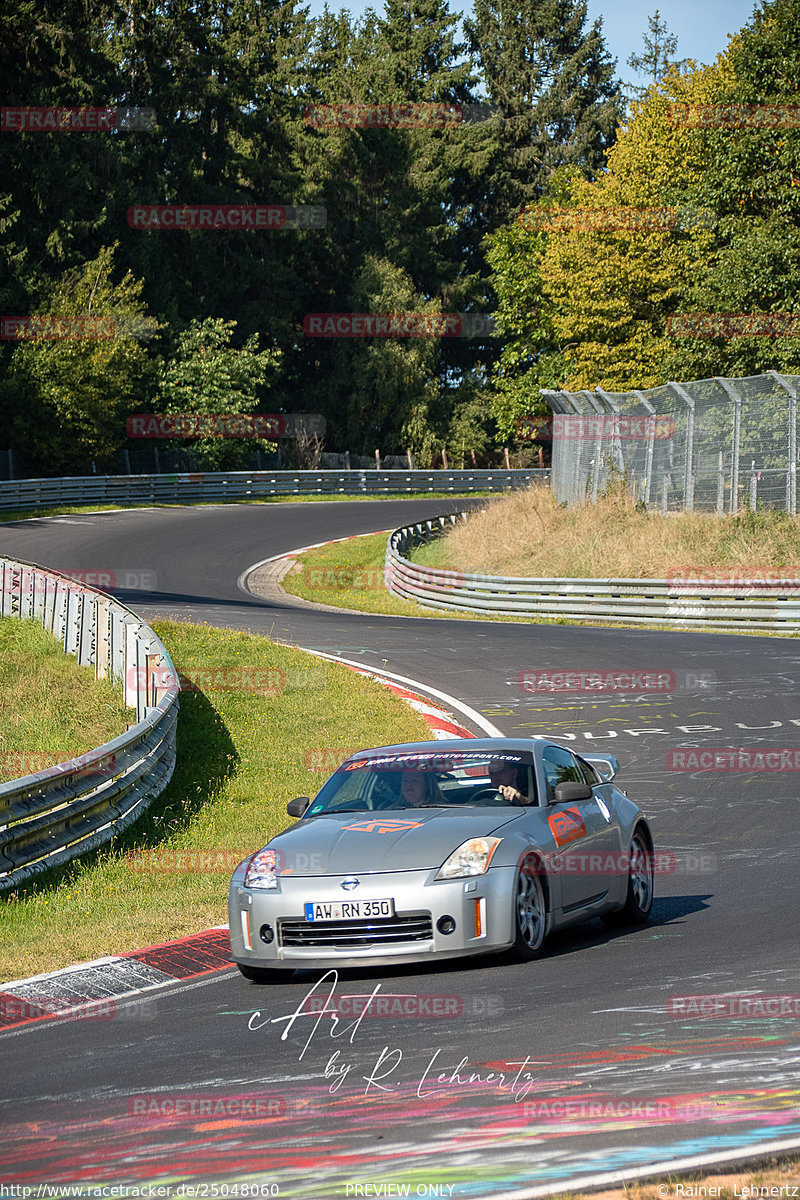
[488,760,531,805]
[400,770,444,807]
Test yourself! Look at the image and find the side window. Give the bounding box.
[576,757,599,786]
[542,746,584,800]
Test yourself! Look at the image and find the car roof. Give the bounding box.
[344,737,543,761]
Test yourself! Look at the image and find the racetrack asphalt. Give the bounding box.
[1,499,799,1198]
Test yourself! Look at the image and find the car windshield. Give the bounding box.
[304,750,537,815]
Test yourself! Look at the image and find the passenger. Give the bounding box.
[400,771,444,807]
[488,760,531,805]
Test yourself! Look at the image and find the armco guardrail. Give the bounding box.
[0,557,179,889]
[385,515,800,632]
[0,468,548,511]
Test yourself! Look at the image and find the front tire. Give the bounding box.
[236,962,284,983]
[513,859,548,960]
[604,826,653,926]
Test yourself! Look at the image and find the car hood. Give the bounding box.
[266,807,524,875]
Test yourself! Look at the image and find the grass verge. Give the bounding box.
[0,619,430,981]
[413,487,800,579]
[280,531,443,617]
[0,617,135,783]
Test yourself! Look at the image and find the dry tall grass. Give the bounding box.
[415,487,800,579]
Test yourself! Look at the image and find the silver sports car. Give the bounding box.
[228,737,654,979]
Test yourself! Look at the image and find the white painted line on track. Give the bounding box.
[238,533,505,737]
[492,1136,800,1199]
[307,648,505,737]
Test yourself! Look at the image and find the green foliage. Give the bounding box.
[155,318,281,468]
[665,0,800,378]
[485,0,800,400]
[2,0,796,468]
[2,246,159,474]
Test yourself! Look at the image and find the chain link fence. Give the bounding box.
[542,372,800,513]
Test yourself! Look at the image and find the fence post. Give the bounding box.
[749,461,757,512]
[716,451,724,517]
[668,382,696,512]
[768,370,798,516]
[633,391,656,507]
[714,377,743,514]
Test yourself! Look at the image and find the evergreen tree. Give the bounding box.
[627,10,689,98]
[464,0,624,221]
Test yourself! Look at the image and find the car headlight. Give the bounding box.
[435,837,502,880]
[244,849,280,889]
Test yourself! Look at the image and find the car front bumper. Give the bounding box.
[228,865,517,970]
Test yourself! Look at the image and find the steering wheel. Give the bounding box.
[469,787,511,805]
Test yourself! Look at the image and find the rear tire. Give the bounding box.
[604,826,653,926]
[513,859,548,960]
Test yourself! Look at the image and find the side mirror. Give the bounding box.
[553,781,593,804]
[287,796,311,818]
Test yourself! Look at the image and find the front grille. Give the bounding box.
[279,913,433,948]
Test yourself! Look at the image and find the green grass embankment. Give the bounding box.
[0,617,135,784]
[0,620,430,980]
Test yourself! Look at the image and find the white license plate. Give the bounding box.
[304,898,395,921]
